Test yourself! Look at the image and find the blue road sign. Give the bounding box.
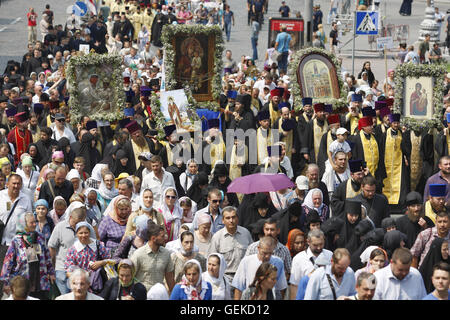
[355,11,378,35]
[74,1,88,16]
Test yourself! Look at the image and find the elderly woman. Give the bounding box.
[170,259,212,300]
[34,199,54,246]
[0,212,55,300]
[84,188,102,224]
[202,253,231,300]
[100,259,147,300]
[301,188,329,222]
[64,221,111,292]
[66,168,83,194]
[125,188,165,237]
[98,195,132,253]
[97,171,118,213]
[194,213,212,256]
[17,156,39,203]
[171,230,207,283]
[114,215,149,263]
[158,187,183,242]
[56,268,103,300]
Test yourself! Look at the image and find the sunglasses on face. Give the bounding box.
[166,195,177,199]
[211,199,222,203]
[57,118,65,122]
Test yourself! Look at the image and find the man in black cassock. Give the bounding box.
[351,175,390,228]
[396,191,434,248]
[373,106,391,144]
[226,93,256,133]
[272,103,299,162]
[295,97,314,175]
[316,113,341,179]
[151,8,166,47]
[435,113,450,161]
[305,103,329,164]
[330,159,367,217]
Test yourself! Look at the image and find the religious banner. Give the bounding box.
[161,24,223,107]
[393,63,446,131]
[288,47,347,112]
[65,53,125,124]
[160,89,197,131]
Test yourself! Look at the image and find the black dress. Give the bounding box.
[100,277,147,300]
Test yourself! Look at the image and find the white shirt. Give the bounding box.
[141,169,176,208]
[280,156,294,179]
[52,125,76,144]
[289,247,333,285]
[253,79,275,100]
[17,169,40,207]
[0,190,33,245]
[373,264,427,300]
[232,254,287,292]
[55,292,104,300]
[304,264,356,300]
[5,295,39,300]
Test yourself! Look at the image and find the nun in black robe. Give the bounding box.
[382,230,408,260]
[336,199,362,249]
[238,192,275,232]
[75,132,101,175]
[209,163,239,208]
[271,201,305,245]
[186,172,209,210]
[57,137,75,170]
[345,218,375,255]
[419,238,450,293]
[111,148,134,177]
[321,216,345,252]
[350,228,385,271]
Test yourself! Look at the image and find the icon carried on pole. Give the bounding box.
[355,11,378,35]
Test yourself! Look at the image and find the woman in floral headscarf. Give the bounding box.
[301,188,329,222]
[170,259,212,300]
[100,259,147,300]
[0,212,55,300]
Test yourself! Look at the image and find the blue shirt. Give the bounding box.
[304,264,356,300]
[295,275,310,300]
[422,290,450,300]
[169,282,213,300]
[275,32,292,53]
[223,11,234,24]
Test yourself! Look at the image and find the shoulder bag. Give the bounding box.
[90,240,109,294]
[0,200,19,242]
[325,273,337,300]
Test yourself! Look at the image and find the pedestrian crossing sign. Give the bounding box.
[355,11,379,35]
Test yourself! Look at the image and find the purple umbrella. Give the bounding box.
[227,173,295,194]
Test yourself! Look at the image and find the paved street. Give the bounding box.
[0,0,448,82]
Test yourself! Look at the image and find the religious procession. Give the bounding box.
[0,0,449,303]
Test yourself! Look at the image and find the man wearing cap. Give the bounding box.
[306,103,328,163]
[41,99,60,128]
[330,159,368,216]
[256,110,275,165]
[51,113,76,144]
[272,103,298,159]
[263,87,284,126]
[423,156,450,204]
[379,113,410,213]
[373,106,391,143]
[294,175,309,202]
[317,113,341,178]
[86,120,104,157]
[349,116,381,180]
[2,107,17,134]
[345,94,362,134]
[7,112,32,166]
[122,120,158,174]
[423,184,447,226]
[396,191,433,248]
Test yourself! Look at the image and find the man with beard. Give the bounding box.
[350,116,382,188]
[262,87,283,126]
[122,120,158,174]
[226,93,256,132]
[424,184,447,226]
[201,119,226,174]
[159,124,192,169]
[130,222,175,292]
[272,104,298,160]
[306,103,329,164]
[396,191,433,248]
[28,112,41,143]
[41,99,59,128]
[103,130,129,163]
[289,229,333,299]
[222,90,237,130]
[352,175,390,228]
[423,156,450,203]
[379,113,410,214]
[304,248,356,300]
[38,166,74,208]
[321,151,350,199]
[317,113,341,179]
[296,97,314,168]
[35,127,58,168]
[117,12,134,42]
[7,112,32,166]
[306,164,330,206]
[373,106,391,143]
[85,120,104,158]
[256,110,275,165]
[2,107,17,135]
[150,8,165,47]
[330,159,367,216]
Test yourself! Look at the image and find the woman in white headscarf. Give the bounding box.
[97,171,119,213]
[301,188,329,222]
[170,259,212,300]
[157,187,183,242]
[179,196,197,224]
[125,188,166,237]
[147,282,169,300]
[202,253,231,300]
[66,168,83,194]
[179,159,199,193]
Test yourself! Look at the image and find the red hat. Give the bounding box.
[123,76,130,84]
[384,98,394,107]
[313,103,325,113]
[140,3,145,6]
[14,111,29,123]
[358,116,373,131]
[327,114,340,125]
[270,88,282,98]
[125,120,141,134]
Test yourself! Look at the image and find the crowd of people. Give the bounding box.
[0,0,449,301]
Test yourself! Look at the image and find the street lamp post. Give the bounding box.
[304,0,313,46]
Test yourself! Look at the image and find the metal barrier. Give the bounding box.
[383,24,409,43]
